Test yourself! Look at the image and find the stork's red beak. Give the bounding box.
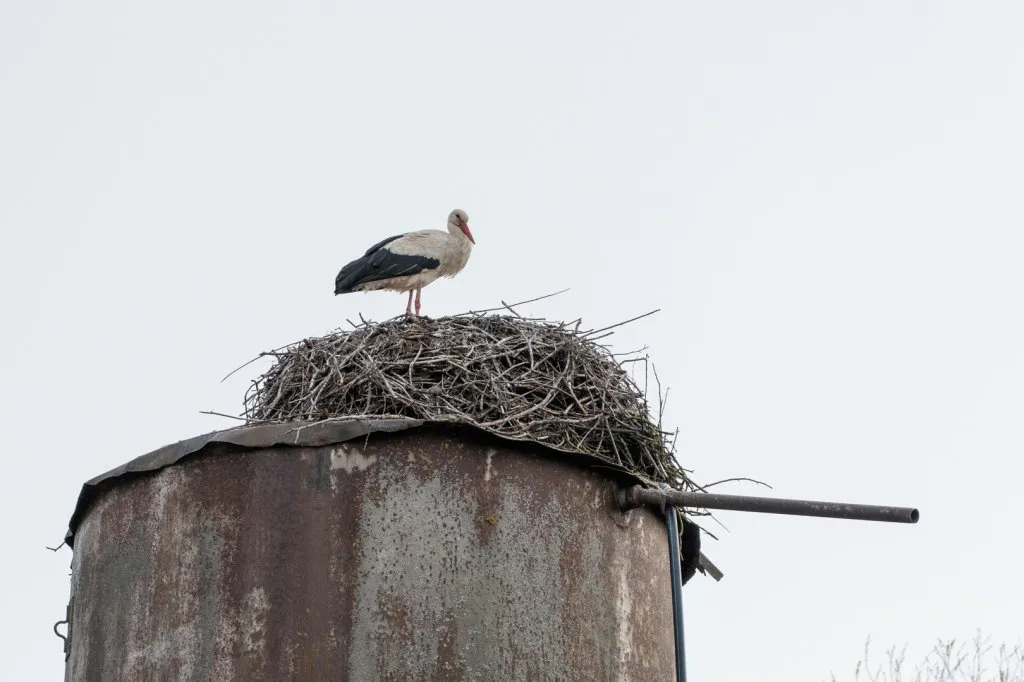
[461,223,475,244]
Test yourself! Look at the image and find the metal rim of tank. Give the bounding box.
[64,417,661,548]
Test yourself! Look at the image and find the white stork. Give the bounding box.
[334,209,475,316]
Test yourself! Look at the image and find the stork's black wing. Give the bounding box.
[334,235,440,294]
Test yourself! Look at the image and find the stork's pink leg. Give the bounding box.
[406,290,414,315]
[414,288,422,316]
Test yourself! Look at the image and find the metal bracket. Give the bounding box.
[54,597,72,661]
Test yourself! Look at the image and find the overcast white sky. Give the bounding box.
[2,0,1022,679]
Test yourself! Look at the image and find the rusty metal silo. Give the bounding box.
[62,419,678,681]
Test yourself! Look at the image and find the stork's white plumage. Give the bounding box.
[334,209,475,316]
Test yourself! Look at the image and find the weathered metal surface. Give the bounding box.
[618,486,921,524]
[65,425,676,681]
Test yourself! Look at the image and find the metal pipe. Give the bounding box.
[662,486,687,682]
[618,487,919,524]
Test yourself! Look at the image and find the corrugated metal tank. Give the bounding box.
[63,421,676,681]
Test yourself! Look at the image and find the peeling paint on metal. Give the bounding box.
[483,448,496,482]
[329,445,377,473]
[615,561,635,677]
[241,587,270,654]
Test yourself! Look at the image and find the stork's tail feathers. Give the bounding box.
[334,258,367,295]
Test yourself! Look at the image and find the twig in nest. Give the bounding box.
[583,309,660,337]
[221,344,293,383]
[468,288,570,315]
[200,410,246,421]
[697,477,773,491]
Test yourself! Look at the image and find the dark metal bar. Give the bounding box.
[662,487,687,682]
[618,487,920,524]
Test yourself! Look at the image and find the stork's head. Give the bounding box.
[448,209,474,244]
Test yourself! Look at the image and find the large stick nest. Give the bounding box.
[244,312,692,490]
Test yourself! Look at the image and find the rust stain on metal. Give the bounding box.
[64,425,676,681]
